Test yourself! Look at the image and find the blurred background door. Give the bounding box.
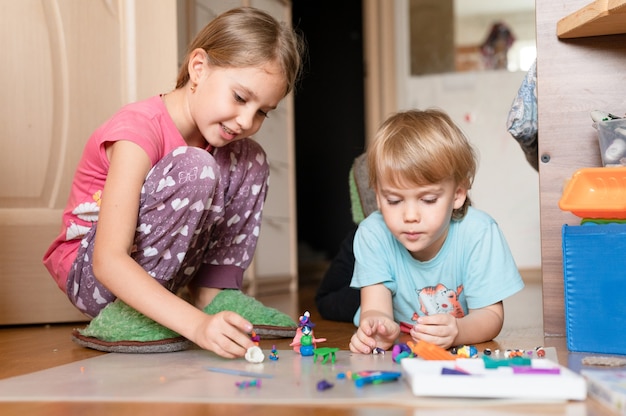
[0,0,177,324]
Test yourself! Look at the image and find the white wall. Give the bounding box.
[395,0,541,270]
[403,71,541,269]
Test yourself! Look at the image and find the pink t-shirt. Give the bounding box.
[43,95,186,292]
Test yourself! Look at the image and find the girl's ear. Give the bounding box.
[453,186,468,210]
[187,48,208,85]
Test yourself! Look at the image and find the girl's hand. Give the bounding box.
[410,313,458,349]
[192,311,255,358]
[349,316,400,354]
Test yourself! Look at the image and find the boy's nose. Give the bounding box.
[403,208,421,222]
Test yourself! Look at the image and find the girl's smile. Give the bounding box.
[220,123,237,140]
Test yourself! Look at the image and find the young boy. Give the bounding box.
[349,109,524,353]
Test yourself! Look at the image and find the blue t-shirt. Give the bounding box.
[351,207,524,326]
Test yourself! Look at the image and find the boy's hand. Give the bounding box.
[410,313,458,349]
[193,311,255,358]
[349,316,400,354]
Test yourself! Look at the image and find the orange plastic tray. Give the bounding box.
[559,167,626,219]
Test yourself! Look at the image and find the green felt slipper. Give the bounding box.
[203,290,297,338]
[72,300,191,353]
[72,290,297,353]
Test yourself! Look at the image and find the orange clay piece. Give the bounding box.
[408,340,456,361]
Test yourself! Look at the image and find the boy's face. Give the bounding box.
[375,177,467,262]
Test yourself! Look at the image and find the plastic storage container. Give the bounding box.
[597,118,626,166]
[562,223,626,354]
[559,167,626,219]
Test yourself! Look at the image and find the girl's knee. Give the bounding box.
[243,139,269,176]
[159,146,221,199]
[215,139,270,177]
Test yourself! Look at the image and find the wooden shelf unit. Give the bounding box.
[537,0,626,337]
[557,0,626,38]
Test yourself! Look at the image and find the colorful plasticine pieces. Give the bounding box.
[455,345,478,358]
[235,379,262,389]
[392,343,415,363]
[409,340,456,361]
[316,379,334,391]
[483,355,532,369]
[351,371,403,388]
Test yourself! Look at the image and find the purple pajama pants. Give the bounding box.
[66,139,269,318]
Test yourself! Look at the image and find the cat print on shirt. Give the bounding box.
[416,283,465,318]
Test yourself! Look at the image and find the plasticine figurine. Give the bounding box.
[250,329,261,345]
[269,345,279,361]
[290,310,327,354]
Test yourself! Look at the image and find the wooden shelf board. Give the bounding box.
[557,0,626,38]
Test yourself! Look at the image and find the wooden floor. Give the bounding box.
[0,278,610,415]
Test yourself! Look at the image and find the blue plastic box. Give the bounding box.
[562,224,626,355]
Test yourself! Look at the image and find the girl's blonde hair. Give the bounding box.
[175,7,304,97]
[367,109,477,220]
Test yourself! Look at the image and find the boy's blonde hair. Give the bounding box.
[367,109,477,220]
[176,7,304,97]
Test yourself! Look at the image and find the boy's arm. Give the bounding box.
[412,301,504,349]
[455,302,504,345]
[350,284,400,352]
[359,283,394,321]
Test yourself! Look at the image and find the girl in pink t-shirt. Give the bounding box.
[43,7,304,359]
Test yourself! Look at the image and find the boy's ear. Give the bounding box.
[453,186,468,209]
[187,48,208,84]
[375,191,383,212]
